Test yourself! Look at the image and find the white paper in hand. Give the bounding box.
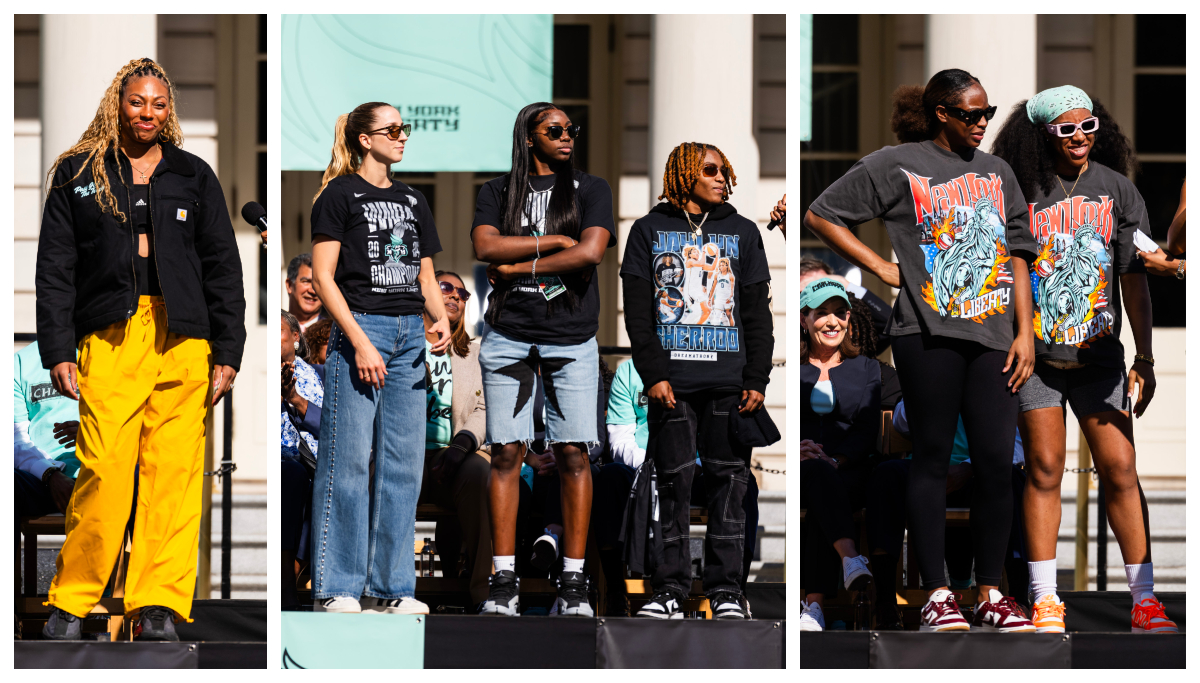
[1133,230,1158,253]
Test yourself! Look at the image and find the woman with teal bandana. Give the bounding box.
[993,86,1176,634]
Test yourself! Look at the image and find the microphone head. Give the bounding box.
[241,201,266,227]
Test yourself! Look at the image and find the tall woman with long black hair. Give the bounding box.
[307,102,451,615]
[804,69,1038,633]
[36,58,245,640]
[992,86,1177,634]
[472,103,616,617]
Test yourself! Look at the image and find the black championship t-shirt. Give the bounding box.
[471,170,616,345]
[809,140,1037,352]
[621,202,771,394]
[1025,161,1147,368]
[311,173,442,316]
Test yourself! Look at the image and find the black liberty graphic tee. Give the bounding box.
[1025,161,1147,368]
[311,173,442,316]
[471,170,616,346]
[622,203,771,394]
[809,140,1037,352]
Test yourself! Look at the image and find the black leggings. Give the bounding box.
[891,333,1018,590]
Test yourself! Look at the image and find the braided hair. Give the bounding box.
[46,57,183,222]
[658,142,737,211]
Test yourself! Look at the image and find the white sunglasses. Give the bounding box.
[1044,117,1099,138]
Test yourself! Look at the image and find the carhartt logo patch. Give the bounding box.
[176,208,188,221]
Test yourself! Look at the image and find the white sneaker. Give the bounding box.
[798,601,825,631]
[361,596,430,615]
[843,555,873,591]
[314,596,362,613]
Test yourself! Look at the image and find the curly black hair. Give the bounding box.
[991,96,1137,202]
[847,294,879,359]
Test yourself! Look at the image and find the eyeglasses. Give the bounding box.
[439,280,471,302]
[1044,117,1099,138]
[535,124,582,140]
[369,124,412,140]
[940,104,998,126]
[702,163,730,178]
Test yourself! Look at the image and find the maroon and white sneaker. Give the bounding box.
[972,589,1036,633]
[919,589,970,632]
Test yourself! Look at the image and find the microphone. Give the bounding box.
[241,201,268,234]
[767,211,784,231]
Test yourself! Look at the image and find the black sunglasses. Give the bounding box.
[536,124,581,140]
[940,104,998,126]
[439,280,471,302]
[702,162,729,178]
[369,123,412,140]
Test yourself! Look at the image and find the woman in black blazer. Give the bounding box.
[799,278,881,631]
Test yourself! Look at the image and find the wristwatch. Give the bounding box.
[41,465,60,484]
[1175,260,1186,280]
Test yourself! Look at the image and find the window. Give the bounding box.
[800,15,859,243]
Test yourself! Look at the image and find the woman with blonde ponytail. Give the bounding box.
[35,57,245,641]
[307,101,451,615]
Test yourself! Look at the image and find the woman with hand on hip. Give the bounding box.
[307,102,451,615]
[992,85,1176,634]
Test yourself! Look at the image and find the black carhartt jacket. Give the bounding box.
[35,141,246,371]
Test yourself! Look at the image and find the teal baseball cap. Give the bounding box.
[800,277,851,311]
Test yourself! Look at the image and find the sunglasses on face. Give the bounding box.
[535,124,582,140]
[702,163,730,179]
[1044,117,1099,138]
[369,124,412,140]
[439,280,471,302]
[940,104,998,126]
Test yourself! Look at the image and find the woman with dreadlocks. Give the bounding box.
[621,142,773,619]
[35,58,245,640]
[471,102,615,617]
[992,86,1175,634]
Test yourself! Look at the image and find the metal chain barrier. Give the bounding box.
[751,462,785,476]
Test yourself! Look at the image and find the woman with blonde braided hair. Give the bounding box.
[36,57,245,640]
[621,141,773,619]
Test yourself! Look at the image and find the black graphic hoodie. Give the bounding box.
[621,202,773,395]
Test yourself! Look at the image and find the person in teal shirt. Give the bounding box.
[606,358,648,467]
[14,341,81,516]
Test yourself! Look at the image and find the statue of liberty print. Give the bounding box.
[1039,223,1102,343]
[931,197,1000,317]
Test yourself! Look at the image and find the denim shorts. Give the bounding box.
[1018,361,1130,418]
[478,327,598,447]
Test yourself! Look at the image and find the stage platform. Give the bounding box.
[281,613,785,668]
[800,631,1185,669]
[15,600,267,668]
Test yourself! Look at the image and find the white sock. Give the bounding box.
[562,556,584,573]
[1028,559,1058,602]
[493,555,515,573]
[1125,563,1155,604]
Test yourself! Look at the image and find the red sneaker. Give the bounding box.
[919,590,970,632]
[973,590,1036,633]
[1132,596,1178,634]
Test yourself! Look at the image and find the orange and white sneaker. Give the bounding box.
[1030,594,1066,634]
[1131,596,1178,634]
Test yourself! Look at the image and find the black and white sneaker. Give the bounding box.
[530,531,559,571]
[41,606,82,640]
[637,588,685,619]
[554,571,594,617]
[710,591,748,620]
[479,570,520,616]
[313,596,362,613]
[360,597,429,615]
[134,605,180,641]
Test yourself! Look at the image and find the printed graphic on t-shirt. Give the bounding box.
[904,169,1014,322]
[512,181,579,298]
[1028,195,1115,346]
[651,231,740,361]
[363,194,423,293]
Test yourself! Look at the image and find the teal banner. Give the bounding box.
[280,612,425,668]
[799,14,812,142]
[282,14,553,172]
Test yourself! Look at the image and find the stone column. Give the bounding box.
[41,14,157,185]
[648,15,759,212]
[925,14,1037,154]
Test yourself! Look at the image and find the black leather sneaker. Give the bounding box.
[134,605,179,641]
[42,606,83,640]
[554,571,594,617]
[637,588,685,619]
[710,591,748,620]
[479,570,520,616]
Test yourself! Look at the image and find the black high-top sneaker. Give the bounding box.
[479,570,520,616]
[554,571,594,617]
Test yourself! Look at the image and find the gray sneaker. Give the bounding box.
[554,571,594,617]
[479,570,520,616]
[42,606,82,640]
[134,606,179,641]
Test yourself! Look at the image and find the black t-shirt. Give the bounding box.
[311,174,442,316]
[1024,161,1147,367]
[471,170,616,345]
[130,184,161,297]
[621,202,771,394]
[809,140,1036,352]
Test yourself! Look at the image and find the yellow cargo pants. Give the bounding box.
[48,296,212,622]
